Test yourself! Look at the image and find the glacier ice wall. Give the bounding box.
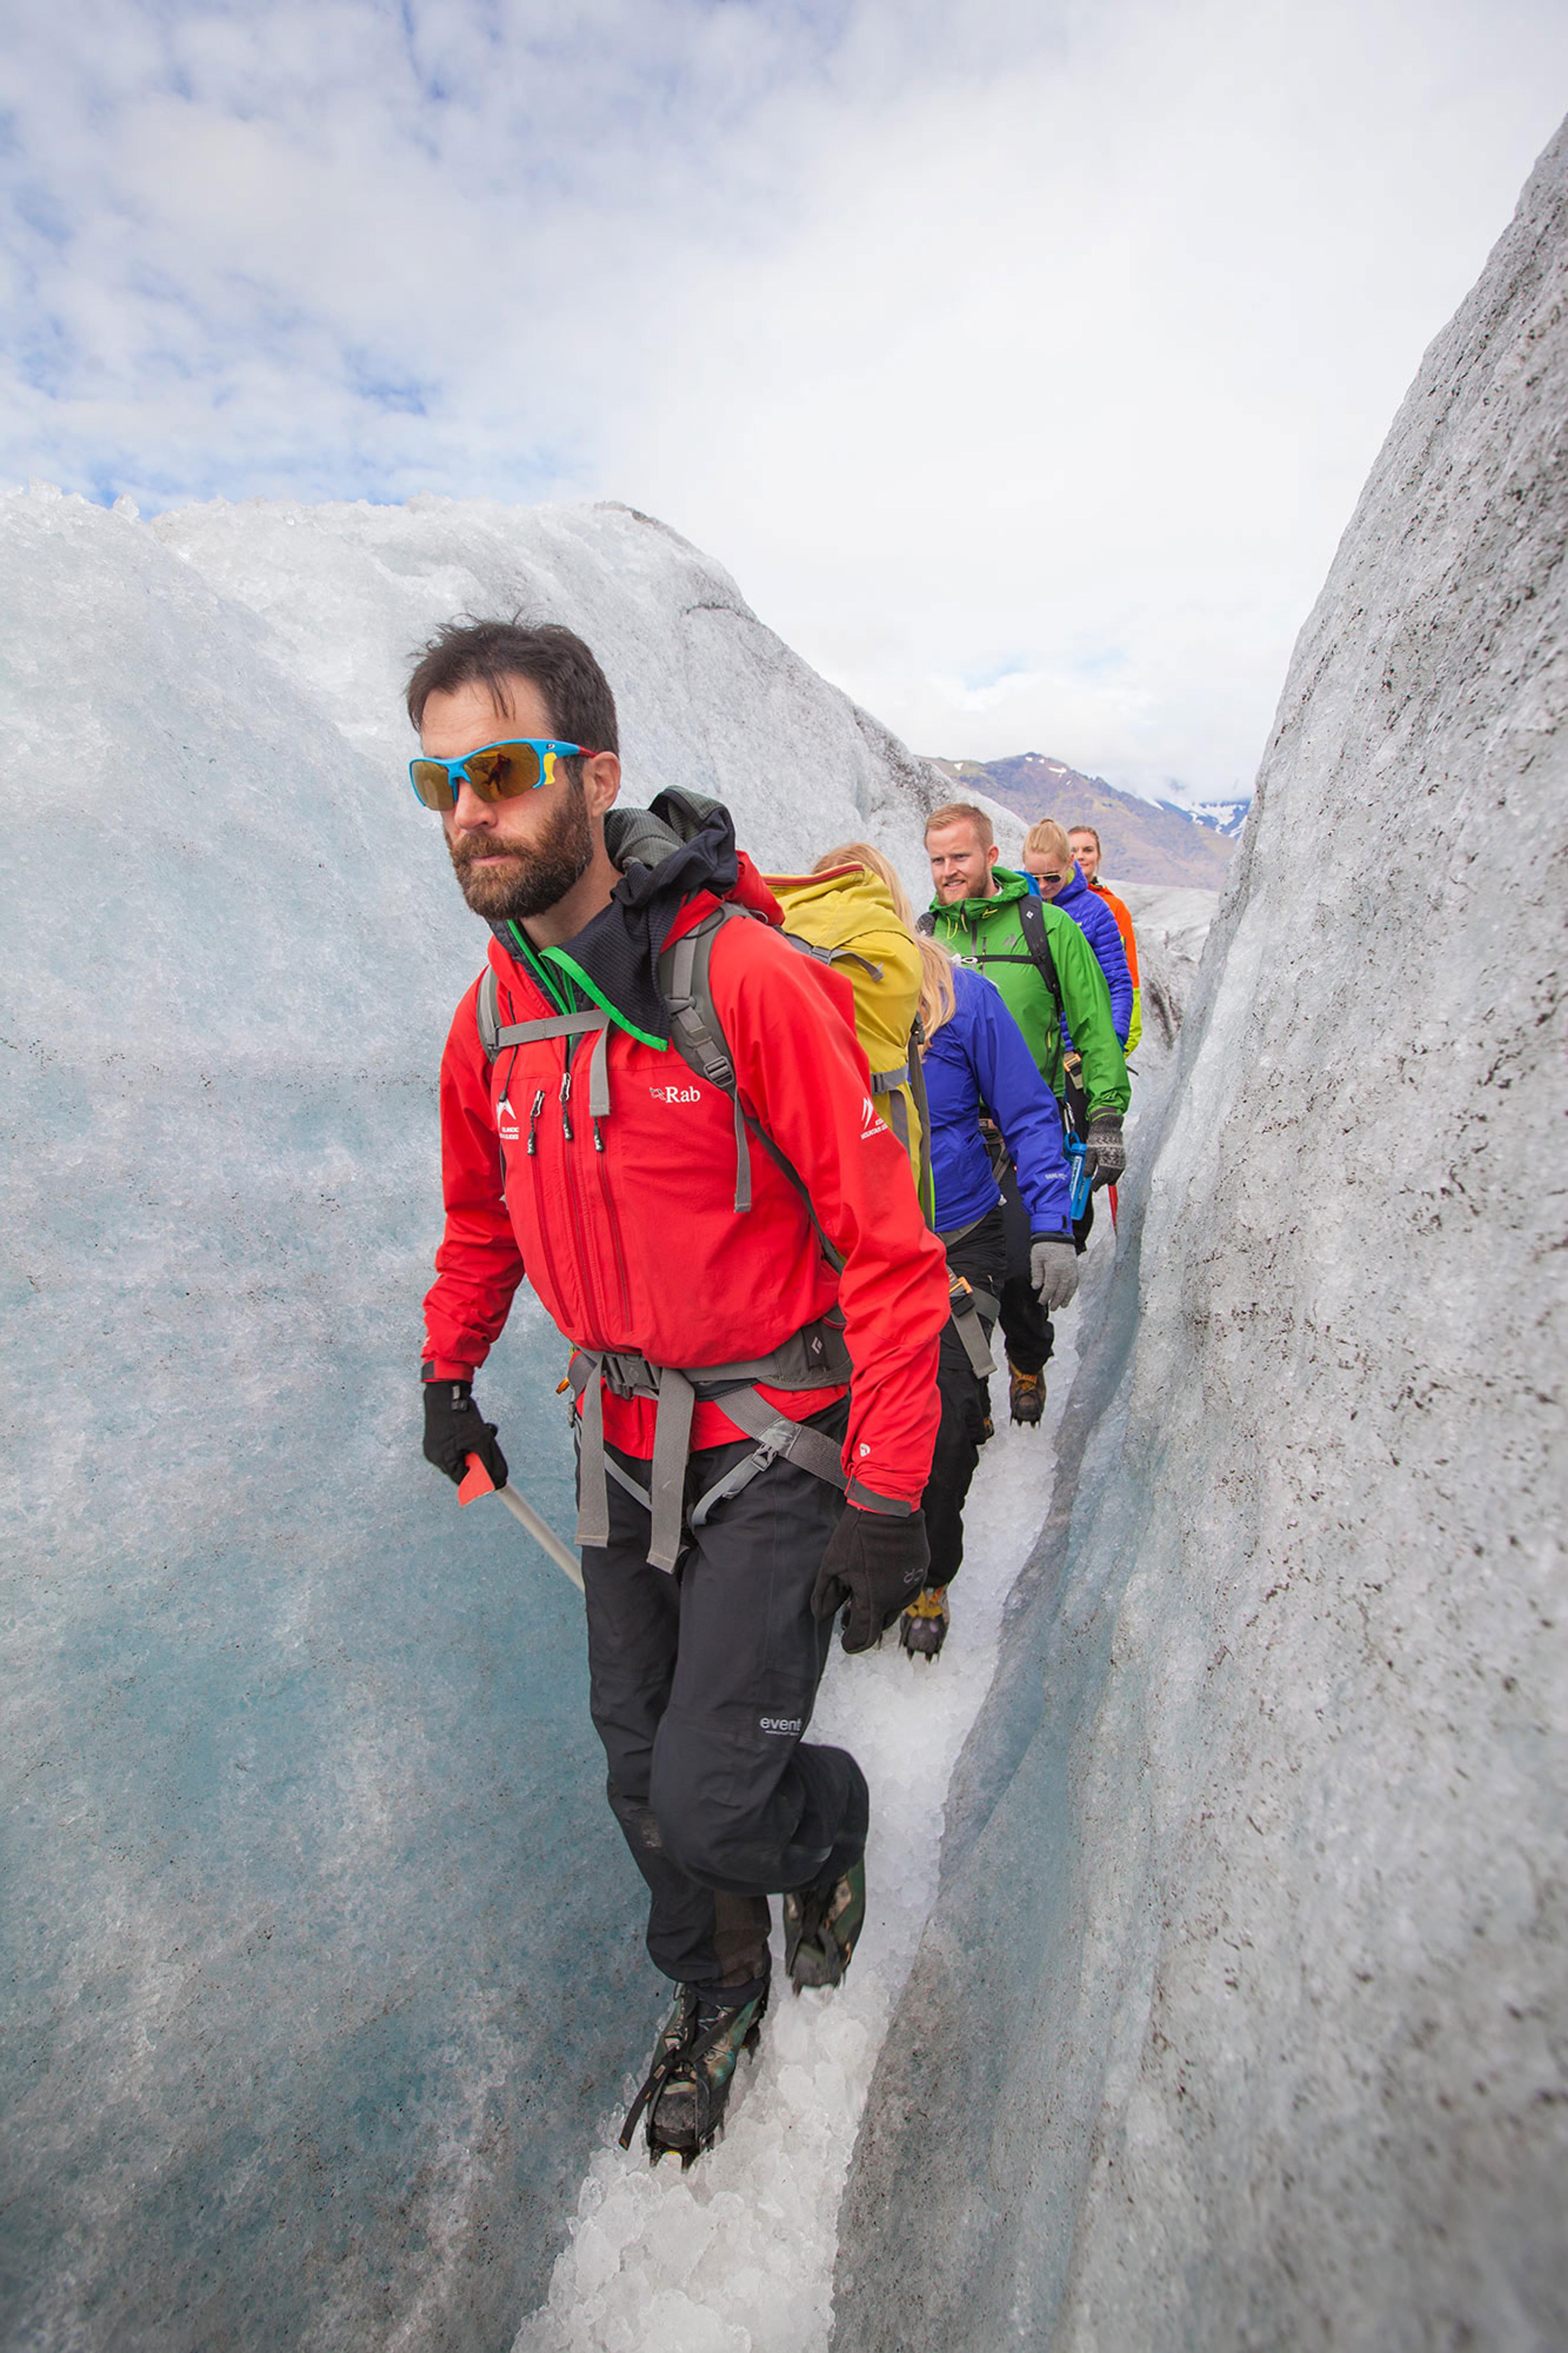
[833,120,1567,2353]
[0,491,944,2351]
[151,495,952,891]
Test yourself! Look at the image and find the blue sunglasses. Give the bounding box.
[409,736,596,811]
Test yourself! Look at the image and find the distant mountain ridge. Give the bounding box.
[927,751,1245,887]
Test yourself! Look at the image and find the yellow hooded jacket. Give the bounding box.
[765,863,927,1203]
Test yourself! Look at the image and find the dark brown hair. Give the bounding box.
[404,620,620,768]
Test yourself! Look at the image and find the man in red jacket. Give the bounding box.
[411,619,949,2166]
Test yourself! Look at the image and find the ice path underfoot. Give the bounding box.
[513,1321,1080,2353]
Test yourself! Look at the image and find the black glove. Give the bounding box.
[423,1378,508,1490]
[811,1506,930,1655]
[1085,1111,1126,1191]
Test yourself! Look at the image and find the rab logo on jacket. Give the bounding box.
[650,1084,702,1104]
[496,1097,520,1142]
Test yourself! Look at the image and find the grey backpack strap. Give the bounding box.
[948,1275,997,1378]
[660,906,753,1212]
[477,968,501,1062]
[475,970,604,1061]
[658,903,846,1263]
[662,913,738,1090]
[497,1009,604,1048]
[906,1015,935,1226]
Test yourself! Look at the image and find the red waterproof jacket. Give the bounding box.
[423,831,949,1510]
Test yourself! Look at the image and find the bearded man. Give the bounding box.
[411,620,949,2166]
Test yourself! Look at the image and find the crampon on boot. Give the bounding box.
[619,1981,768,2168]
[783,1856,866,1994]
[1007,1358,1045,1427]
[899,1584,950,1662]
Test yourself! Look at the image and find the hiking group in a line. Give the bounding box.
[413,621,1136,2167]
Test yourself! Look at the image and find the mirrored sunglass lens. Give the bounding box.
[411,761,457,810]
[466,743,544,799]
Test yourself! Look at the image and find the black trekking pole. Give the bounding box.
[458,1453,584,1592]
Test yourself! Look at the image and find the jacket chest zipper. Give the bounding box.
[514,1056,572,1318]
[559,1050,626,1345]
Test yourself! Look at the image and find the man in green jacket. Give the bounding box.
[924,801,1129,1425]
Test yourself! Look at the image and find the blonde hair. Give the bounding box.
[924,800,994,850]
[813,841,956,1041]
[1024,818,1073,869]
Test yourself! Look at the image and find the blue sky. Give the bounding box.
[3,0,1564,795]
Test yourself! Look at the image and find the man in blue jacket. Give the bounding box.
[902,954,1078,1659]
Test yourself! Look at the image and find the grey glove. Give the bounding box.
[1085,1111,1125,1190]
[1030,1235,1080,1311]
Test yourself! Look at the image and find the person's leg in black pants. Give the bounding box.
[922,1206,1007,1591]
[581,1398,866,2005]
[996,1159,1054,1374]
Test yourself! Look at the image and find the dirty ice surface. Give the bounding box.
[514,1390,1075,2353]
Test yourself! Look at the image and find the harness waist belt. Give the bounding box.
[570,1315,853,1571]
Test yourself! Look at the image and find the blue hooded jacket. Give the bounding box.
[923,965,1073,1238]
[1045,865,1133,1047]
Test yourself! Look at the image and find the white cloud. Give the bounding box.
[2,0,1564,796]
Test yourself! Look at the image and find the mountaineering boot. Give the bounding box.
[784,1856,866,1993]
[619,1981,769,2168]
[900,1584,950,1662]
[1007,1357,1045,1427]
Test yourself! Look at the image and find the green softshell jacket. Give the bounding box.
[927,869,1131,1116]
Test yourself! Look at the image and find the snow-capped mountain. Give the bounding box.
[1164,794,1252,839]
[929,750,1244,885]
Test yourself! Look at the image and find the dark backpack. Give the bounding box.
[918,890,1065,1017]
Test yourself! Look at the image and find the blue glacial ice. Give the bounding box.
[0,488,974,2349]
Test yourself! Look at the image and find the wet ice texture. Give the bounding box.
[834,123,1568,2353]
[0,492,946,2351]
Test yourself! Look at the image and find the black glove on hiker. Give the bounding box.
[423,1378,508,1490]
[812,1505,930,1655]
[1085,1110,1126,1191]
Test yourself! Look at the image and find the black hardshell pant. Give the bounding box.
[997,1162,1055,1375]
[580,1398,867,2001]
[923,1206,1007,1591]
